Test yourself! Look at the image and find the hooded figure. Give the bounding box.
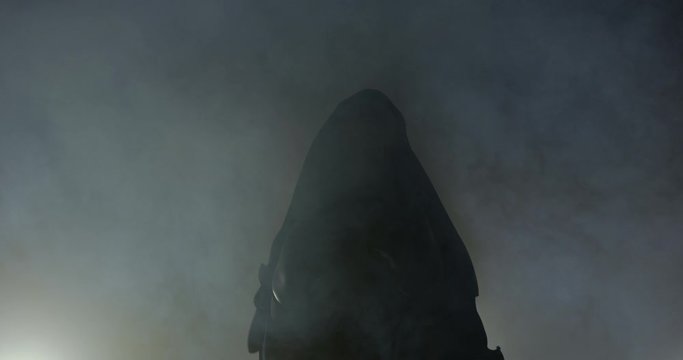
[248,89,504,360]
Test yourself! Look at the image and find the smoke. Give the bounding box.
[0,0,681,359]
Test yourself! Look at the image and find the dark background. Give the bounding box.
[0,0,681,359]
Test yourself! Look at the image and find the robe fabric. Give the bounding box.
[248,89,503,360]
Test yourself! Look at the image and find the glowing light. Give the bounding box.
[0,348,52,360]
[0,337,69,360]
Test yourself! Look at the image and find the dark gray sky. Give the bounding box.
[0,0,681,359]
